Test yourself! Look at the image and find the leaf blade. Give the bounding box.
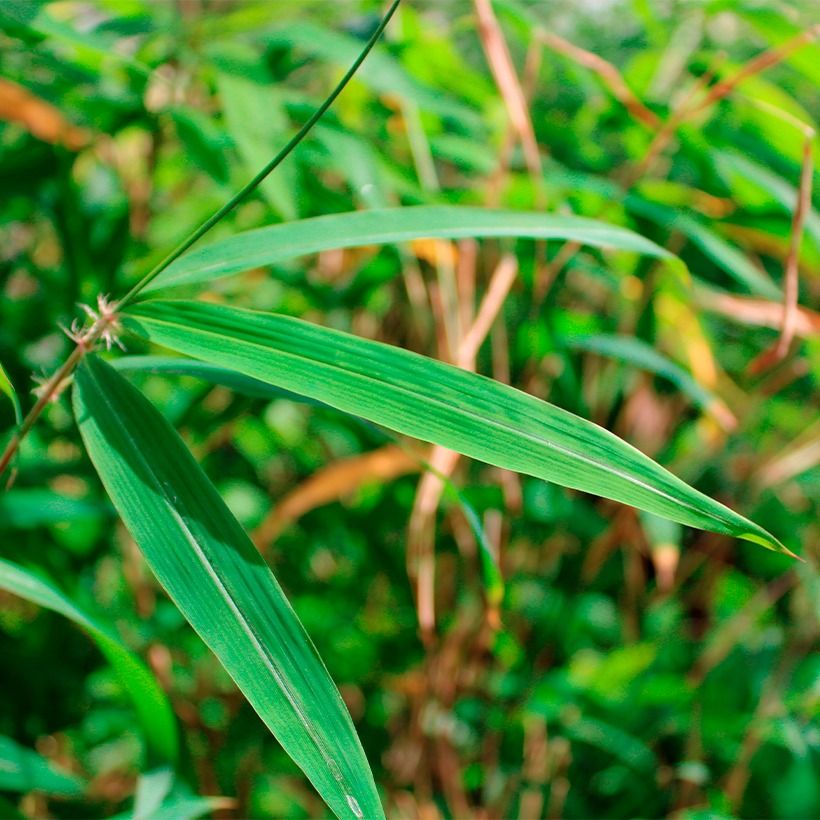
[563,333,734,427]
[0,735,85,797]
[122,300,787,554]
[0,557,178,764]
[72,355,382,820]
[0,361,21,425]
[144,206,671,292]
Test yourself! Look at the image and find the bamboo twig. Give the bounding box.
[685,25,820,119]
[0,0,402,483]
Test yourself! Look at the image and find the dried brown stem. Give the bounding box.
[749,127,815,373]
[696,289,820,338]
[628,52,727,184]
[685,25,820,118]
[474,0,543,186]
[634,28,819,183]
[538,31,660,128]
[408,254,519,638]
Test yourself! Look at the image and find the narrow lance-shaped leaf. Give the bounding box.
[0,735,85,797]
[0,558,178,764]
[0,361,21,425]
[562,333,732,425]
[144,205,672,292]
[112,355,317,404]
[123,300,789,554]
[0,489,110,529]
[624,197,781,299]
[72,355,382,820]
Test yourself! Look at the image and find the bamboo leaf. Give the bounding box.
[144,206,672,292]
[217,71,298,220]
[72,355,382,820]
[112,767,233,820]
[123,300,789,555]
[0,489,110,529]
[715,150,820,246]
[562,333,731,424]
[0,361,21,425]
[0,735,85,797]
[112,355,318,404]
[263,22,479,126]
[624,197,781,299]
[0,558,178,764]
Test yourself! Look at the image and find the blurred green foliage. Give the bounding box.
[0,1,818,818]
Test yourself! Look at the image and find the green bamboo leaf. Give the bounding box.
[0,558,178,764]
[72,355,382,820]
[0,489,110,529]
[112,355,314,404]
[112,767,233,820]
[263,22,480,127]
[0,734,85,797]
[143,206,672,292]
[714,151,820,246]
[217,71,298,220]
[0,361,22,425]
[562,333,731,424]
[132,766,175,819]
[674,215,782,300]
[624,198,781,299]
[0,0,152,79]
[122,300,789,555]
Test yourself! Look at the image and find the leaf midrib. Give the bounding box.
[82,362,357,804]
[127,309,737,532]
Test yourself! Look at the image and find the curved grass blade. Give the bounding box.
[0,489,110,529]
[143,206,671,293]
[112,355,317,404]
[123,300,789,555]
[563,333,733,427]
[0,735,85,797]
[0,558,178,764]
[715,150,820,245]
[73,355,383,820]
[0,361,21,426]
[624,197,780,299]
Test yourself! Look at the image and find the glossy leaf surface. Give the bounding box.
[123,300,787,553]
[73,355,382,820]
[144,206,671,292]
[0,558,178,763]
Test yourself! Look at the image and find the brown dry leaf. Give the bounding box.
[0,78,90,150]
[252,444,423,547]
[697,290,820,338]
[411,238,459,268]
